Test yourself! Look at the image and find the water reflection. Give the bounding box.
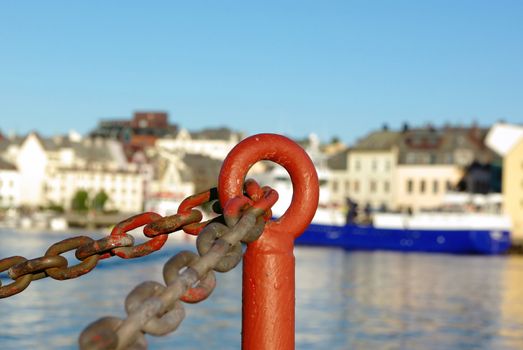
[295,248,523,350]
[1,229,523,349]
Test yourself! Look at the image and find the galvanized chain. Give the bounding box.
[79,180,278,350]
[0,188,222,299]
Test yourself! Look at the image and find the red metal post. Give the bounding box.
[219,133,319,350]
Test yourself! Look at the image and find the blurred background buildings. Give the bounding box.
[0,111,521,240]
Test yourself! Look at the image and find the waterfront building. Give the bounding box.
[347,130,399,210]
[155,127,243,160]
[90,111,177,141]
[327,123,498,213]
[486,123,523,242]
[327,129,399,210]
[90,111,178,160]
[0,132,145,213]
[326,149,350,206]
[394,165,462,212]
[0,158,21,208]
[45,167,144,213]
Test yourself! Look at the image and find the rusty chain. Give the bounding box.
[79,180,278,350]
[0,187,223,299]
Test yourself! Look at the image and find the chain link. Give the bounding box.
[79,183,278,350]
[0,188,218,299]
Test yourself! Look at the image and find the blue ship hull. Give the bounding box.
[295,223,511,255]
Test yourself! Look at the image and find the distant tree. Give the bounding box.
[47,202,65,213]
[330,136,341,144]
[71,190,89,212]
[92,190,109,212]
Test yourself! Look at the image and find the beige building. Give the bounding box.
[394,165,463,212]
[486,123,523,241]
[348,148,398,210]
[327,130,399,210]
[327,124,496,214]
[504,139,523,240]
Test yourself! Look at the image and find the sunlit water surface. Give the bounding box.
[1,228,523,349]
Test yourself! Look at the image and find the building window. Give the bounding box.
[354,181,360,193]
[372,159,377,171]
[370,181,376,192]
[407,179,413,194]
[384,181,390,193]
[345,181,350,193]
[446,180,453,191]
[406,153,416,164]
[332,181,338,192]
[433,180,439,194]
[355,160,361,171]
[420,180,426,193]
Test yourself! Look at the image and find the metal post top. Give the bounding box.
[218,133,319,240]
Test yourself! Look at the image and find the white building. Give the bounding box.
[156,127,243,160]
[0,158,21,208]
[0,132,145,213]
[45,167,144,212]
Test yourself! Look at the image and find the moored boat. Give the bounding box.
[296,217,511,255]
[253,160,512,255]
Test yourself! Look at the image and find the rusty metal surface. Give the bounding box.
[78,184,278,350]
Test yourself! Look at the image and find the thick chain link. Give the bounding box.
[0,188,219,299]
[79,183,278,350]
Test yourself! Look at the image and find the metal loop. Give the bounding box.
[44,236,101,280]
[75,234,134,260]
[125,281,185,336]
[218,133,315,238]
[0,256,32,298]
[163,251,216,303]
[79,316,123,350]
[8,255,68,281]
[109,212,166,259]
[196,223,243,272]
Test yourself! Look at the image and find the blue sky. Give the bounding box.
[0,1,521,144]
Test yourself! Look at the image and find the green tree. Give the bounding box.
[92,190,109,212]
[71,190,89,212]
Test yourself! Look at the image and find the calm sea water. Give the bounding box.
[1,228,523,350]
